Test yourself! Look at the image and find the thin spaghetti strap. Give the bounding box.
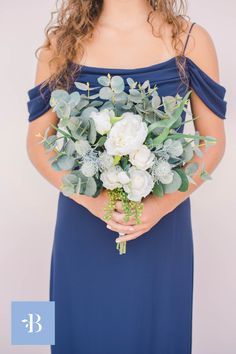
[183,22,196,55]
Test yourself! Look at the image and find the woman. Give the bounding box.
[26,1,227,353]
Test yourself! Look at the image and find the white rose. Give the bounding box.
[90,108,113,135]
[152,159,174,184]
[104,112,148,156]
[123,166,154,202]
[117,171,130,184]
[129,145,155,170]
[100,166,130,190]
[75,139,91,156]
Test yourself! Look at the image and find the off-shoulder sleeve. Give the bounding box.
[186,57,227,119]
[27,81,52,121]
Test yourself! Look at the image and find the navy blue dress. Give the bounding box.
[27,56,227,354]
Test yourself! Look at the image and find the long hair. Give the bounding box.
[35,0,190,93]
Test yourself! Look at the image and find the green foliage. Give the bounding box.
[163,170,182,194]
[152,182,164,197]
[175,168,189,192]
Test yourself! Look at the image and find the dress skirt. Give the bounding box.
[50,192,193,354]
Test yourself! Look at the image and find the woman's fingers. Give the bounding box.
[115,201,123,212]
[115,228,149,243]
[106,218,148,235]
[111,211,137,225]
[106,219,136,234]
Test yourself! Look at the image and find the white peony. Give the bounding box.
[129,145,155,170]
[75,138,91,156]
[152,159,174,184]
[104,112,148,156]
[100,166,130,190]
[123,166,154,202]
[90,108,113,135]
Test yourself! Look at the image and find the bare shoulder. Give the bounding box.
[34,33,58,86]
[184,21,220,82]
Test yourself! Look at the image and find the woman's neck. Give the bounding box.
[99,0,155,31]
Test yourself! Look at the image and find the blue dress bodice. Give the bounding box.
[26,56,227,122]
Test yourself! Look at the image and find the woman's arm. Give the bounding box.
[114,24,226,243]
[26,42,135,234]
[26,43,87,197]
[153,23,226,211]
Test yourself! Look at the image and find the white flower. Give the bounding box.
[75,138,91,156]
[100,166,130,190]
[123,166,154,202]
[152,159,174,184]
[164,139,183,157]
[129,145,155,170]
[98,151,114,171]
[81,160,98,177]
[90,108,113,135]
[104,112,148,156]
[117,171,130,184]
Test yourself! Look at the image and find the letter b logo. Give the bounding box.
[11,301,55,345]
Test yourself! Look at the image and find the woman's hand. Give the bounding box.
[111,194,173,243]
[71,189,136,235]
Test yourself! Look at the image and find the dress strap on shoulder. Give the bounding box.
[183,22,196,55]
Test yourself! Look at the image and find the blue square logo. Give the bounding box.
[11,301,55,345]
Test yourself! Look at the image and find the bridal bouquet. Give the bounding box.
[38,73,216,254]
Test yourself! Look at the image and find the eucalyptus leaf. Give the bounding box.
[88,118,97,144]
[185,162,199,176]
[163,170,182,193]
[200,169,212,181]
[43,135,57,151]
[88,93,100,100]
[182,143,194,162]
[113,91,128,106]
[74,82,89,91]
[57,155,75,170]
[126,77,137,88]
[65,140,76,155]
[100,101,115,110]
[67,116,82,132]
[111,76,125,93]
[96,135,107,147]
[62,184,75,196]
[97,75,110,86]
[50,90,69,107]
[141,80,150,90]
[99,87,113,100]
[152,182,164,197]
[175,168,189,192]
[89,100,104,107]
[51,160,61,171]
[62,173,78,185]
[84,177,97,196]
[193,145,203,158]
[152,127,170,146]
[151,95,161,109]
[81,106,98,119]
[68,91,81,108]
[163,96,176,114]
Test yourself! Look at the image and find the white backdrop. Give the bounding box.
[0,1,235,353]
